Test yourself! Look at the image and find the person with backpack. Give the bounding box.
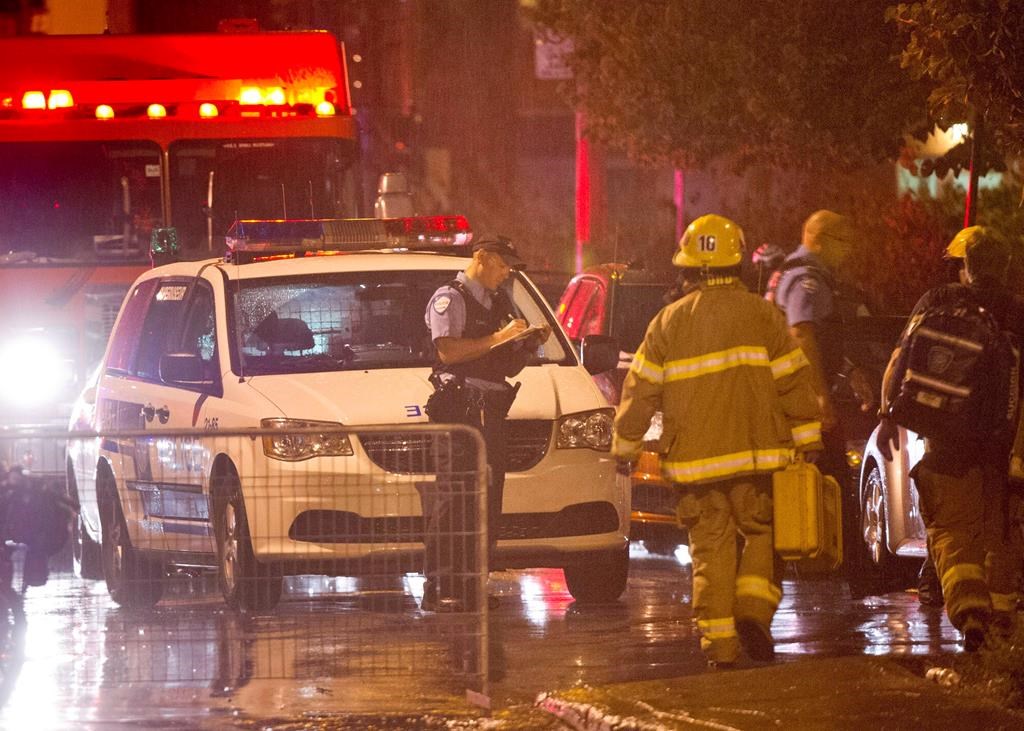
[613,214,822,667]
[877,226,1024,651]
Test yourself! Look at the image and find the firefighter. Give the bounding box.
[612,214,822,666]
[878,227,1024,650]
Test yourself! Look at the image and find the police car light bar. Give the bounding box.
[225,216,472,262]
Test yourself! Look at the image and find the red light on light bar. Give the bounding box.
[385,215,471,238]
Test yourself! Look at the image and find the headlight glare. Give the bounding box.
[0,335,75,407]
[556,409,614,451]
[261,418,354,461]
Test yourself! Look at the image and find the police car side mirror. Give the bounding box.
[581,334,620,375]
[160,352,210,386]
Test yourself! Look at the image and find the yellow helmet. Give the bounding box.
[945,225,987,260]
[674,214,745,268]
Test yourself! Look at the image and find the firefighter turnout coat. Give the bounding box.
[613,279,822,480]
[613,277,821,663]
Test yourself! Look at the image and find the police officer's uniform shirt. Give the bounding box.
[775,246,834,327]
[425,271,495,339]
[425,271,505,391]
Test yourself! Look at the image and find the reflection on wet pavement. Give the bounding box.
[0,544,957,728]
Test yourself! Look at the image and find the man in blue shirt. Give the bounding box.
[772,211,878,589]
[421,236,547,612]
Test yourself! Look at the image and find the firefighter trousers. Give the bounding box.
[676,475,781,663]
[912,449,1023,631]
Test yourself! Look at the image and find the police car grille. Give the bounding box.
[287,501,618,543]
[357,420,551,474]
[356,433,440,474]
[505,420,551,471]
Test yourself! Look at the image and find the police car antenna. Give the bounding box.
[280,183,288,219]
[308,180,315,218]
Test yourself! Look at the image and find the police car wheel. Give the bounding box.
[67,471,103,581]
[564,546,629,604]
[98,476,165,608]
[848,464,915,597]
[73,512,104,581]
[212,469,282,612]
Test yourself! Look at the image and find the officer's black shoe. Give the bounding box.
[736,619,775,662]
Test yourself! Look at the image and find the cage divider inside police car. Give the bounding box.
[6,424,489,701]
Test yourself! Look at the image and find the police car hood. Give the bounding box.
[242,365,605,425]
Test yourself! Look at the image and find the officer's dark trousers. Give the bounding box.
[422,390,508,605]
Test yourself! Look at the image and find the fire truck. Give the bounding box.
[0,31,361,451]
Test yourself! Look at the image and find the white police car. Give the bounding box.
[67,217,629,609]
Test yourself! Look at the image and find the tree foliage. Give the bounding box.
[889,0,1024,162]
[527,0,928,171]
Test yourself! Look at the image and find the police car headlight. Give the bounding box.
[556,408,614,451]
[260,418,354,461]
[0,335,75,407]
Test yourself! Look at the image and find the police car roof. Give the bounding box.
[145,250,473,282]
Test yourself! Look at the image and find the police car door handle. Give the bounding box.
[142,404,170,424]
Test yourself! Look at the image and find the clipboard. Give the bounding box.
[489,324,546,350]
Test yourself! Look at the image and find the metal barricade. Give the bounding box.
[2,424,491,711]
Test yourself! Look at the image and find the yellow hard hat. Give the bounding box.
[945,225,987,260]
[674,214,745,268]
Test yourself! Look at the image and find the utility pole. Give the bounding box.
[964,111,981,227]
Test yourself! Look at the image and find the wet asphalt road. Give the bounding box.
[0,544,956,729]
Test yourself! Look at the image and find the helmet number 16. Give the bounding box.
[698,234,717,252]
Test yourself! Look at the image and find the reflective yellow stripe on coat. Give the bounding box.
[662,346,769,382]
[628,351,664,384]
[662,448,792,482]
[791,421,822,447]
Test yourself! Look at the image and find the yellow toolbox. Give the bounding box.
[772,460,843,571]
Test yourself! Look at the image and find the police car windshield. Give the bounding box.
[229,269,570,375]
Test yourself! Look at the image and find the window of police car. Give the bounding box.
[106,278,218,391]
[227,269,571,375]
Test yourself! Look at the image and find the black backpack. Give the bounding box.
[887,289,1019,444]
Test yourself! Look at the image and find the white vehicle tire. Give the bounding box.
[212,465,283,612]
[67,469,103,581]
[99,471,165,608]
[564,546,629,604]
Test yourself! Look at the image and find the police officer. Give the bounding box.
[771,211,877,583]
[421,235,548,612]
[613,214,822,666]
[878,227,1024,650]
